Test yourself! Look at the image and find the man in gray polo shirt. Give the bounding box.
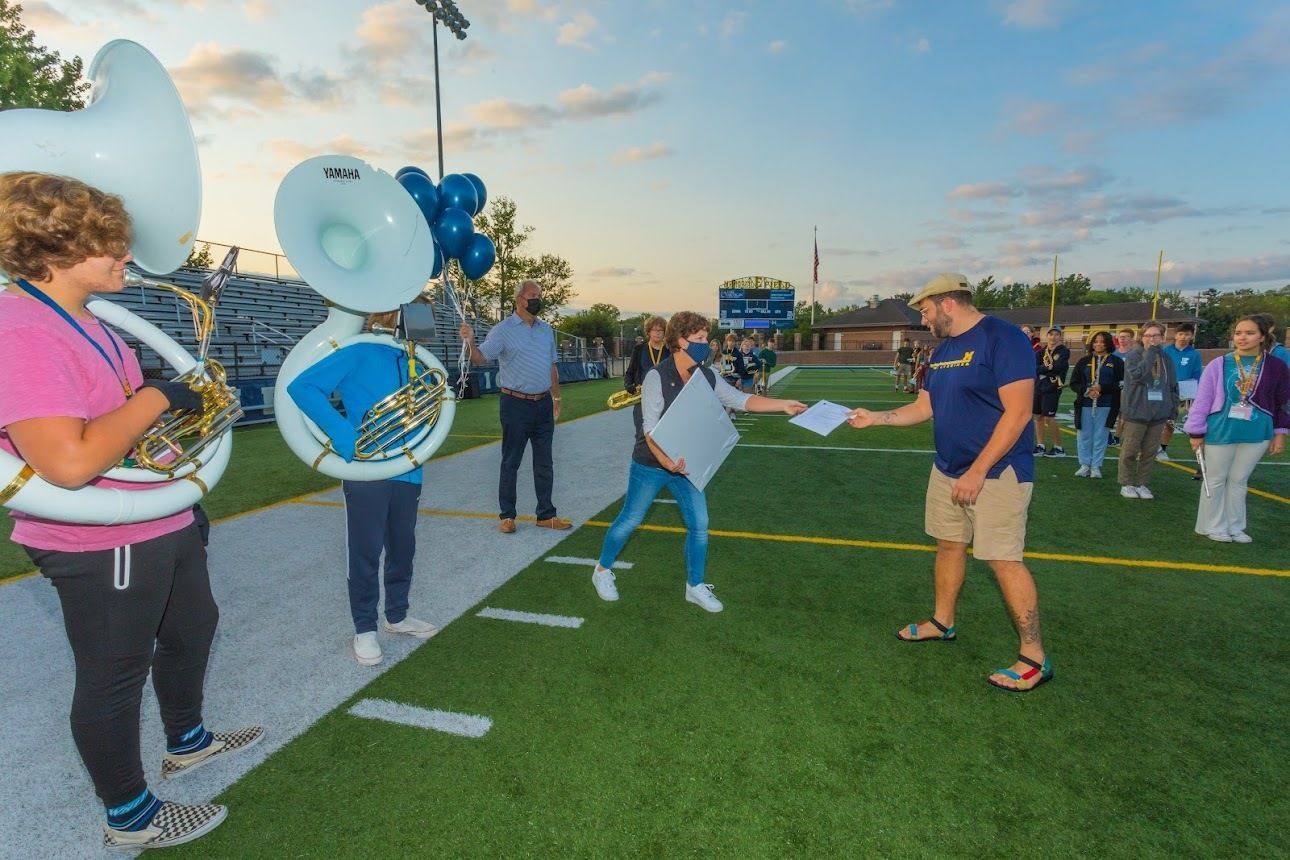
[460,280,572,533]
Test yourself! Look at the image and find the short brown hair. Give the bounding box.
[644,315,666,333]
[1141,321,1165,337]
[0,172,132,282]
[665,311,710,351]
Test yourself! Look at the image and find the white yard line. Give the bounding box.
[545,556,633,569]
[476,607,585,629]
[348,699,492,738]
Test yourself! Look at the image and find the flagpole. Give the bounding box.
[811,225,817,327]
[1048,254,1058,329]
[1151,249,1163,319]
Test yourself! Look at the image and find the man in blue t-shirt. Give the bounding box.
[846,274,1051,693]
[1159,322,1203,461]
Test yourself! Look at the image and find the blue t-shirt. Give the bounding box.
[1205,354,1274,445]
[925,315,1036,482]
[286,342,423,484]
[1271,343,1290,367]
[1162,343,1203,383]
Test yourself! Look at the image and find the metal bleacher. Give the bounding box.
[106,265,492,421]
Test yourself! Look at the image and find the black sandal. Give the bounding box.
[895,616,956,642]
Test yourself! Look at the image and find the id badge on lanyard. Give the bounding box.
[1228,402,1254,421]
[1147,380,1164,402]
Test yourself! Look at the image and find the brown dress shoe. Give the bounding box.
[535,517,573,530]
[499,518,517,534]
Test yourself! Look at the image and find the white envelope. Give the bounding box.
[1178,379,1199,401]
[648,372,740,492]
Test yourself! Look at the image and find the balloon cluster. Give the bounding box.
[394,167,496,281]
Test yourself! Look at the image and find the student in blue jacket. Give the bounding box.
[287,309,438,667]
[1158,322,1204,461]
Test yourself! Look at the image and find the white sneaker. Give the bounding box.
[1231,531,1253,544]
[353,632,382,666]
[1205,532,1233,543]
[685,582,723,613]
[1156,449,1171,462]
[381,616,439,639]
[1136,486,1154,499]
[591,567,619,601]
[1120,485,1140,499]
[1074,465,1091,477]
[1090,467,1102,479]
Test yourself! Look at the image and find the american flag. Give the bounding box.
[813,236,819,284]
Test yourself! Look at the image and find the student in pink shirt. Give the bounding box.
[0,172,260,849]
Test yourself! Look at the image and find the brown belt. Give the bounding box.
[501,387,550,401]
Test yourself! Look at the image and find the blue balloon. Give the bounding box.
[438,173,479,217]
[460,233,496,280]
[434,207,474,259]
[395,165,430,181]
[397,172,439,226]
[462,173,487,213]
[430,240,444,279]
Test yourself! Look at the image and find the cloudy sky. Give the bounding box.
[21,0,1290,315]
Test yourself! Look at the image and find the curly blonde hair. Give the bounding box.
[644,314,667,334]
[0,172,132,282]
[664,311,710,351]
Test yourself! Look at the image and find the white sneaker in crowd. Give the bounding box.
[592,566,619,601]
[1074,465,1091,477]
[685,582,723,613]
[353,632,382,666]
[1090,467,1102,478]
[1205,532,1233,543]
[381,616,439,639]
[1230,531,1253,544]
[1120,485,1141,499]
[1136,486,1154,499]
[1156,448,1172,462]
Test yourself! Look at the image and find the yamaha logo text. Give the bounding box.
[322,167,361,181]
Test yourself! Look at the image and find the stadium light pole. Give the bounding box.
[413,0,470,180]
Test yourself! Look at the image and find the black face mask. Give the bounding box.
[525,298,542,315]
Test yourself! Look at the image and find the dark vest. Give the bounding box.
[632,356,718,468]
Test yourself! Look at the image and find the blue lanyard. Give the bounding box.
[15,278,134,396]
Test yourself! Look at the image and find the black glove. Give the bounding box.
[141,379,204,415]
[625,384,638,395]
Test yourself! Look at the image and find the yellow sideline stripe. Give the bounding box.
[582,520,1290,579]
[1058,426,1290,506]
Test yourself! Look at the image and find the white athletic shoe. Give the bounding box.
[381,616,439,639]
[685,583,723,613]
[1136,486,1154,500]
[1156,449,1172,462]
[353,632,382,666]
[1090,467,1103,479]
[1074,465,1091,478]
[591,567,619,601]
[1231,531,1253,544]
[1120,485,1141,499]
[1205,532,1233,543]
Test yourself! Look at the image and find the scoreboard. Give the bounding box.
[717,277,795,330]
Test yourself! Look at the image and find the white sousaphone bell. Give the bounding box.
[272,155,456,480]
[0,39,239,525]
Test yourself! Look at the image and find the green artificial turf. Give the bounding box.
[162,365,1288,858]
[0,378,623,581]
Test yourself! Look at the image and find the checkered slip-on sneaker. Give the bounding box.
[161,725,264,780]
[103,801,227,849]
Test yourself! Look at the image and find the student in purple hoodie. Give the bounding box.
[1185,315,1290,543]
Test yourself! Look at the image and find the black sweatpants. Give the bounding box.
[24,523,218,808]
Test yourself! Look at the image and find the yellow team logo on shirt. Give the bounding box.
[928,349,975,370]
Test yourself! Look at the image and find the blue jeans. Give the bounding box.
[598,460,709,586]
[499,393,556,521]
[1077,405,1110,468]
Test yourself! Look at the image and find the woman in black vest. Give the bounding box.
[623,315,667,394]
[589,312,805,613]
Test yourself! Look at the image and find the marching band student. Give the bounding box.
[1033,327,1070,457]
[623,316,667,395]
[1185,315,1290,543]
[737,337,763,393]
[1069,331,1124,478]
[0,172,261,849]
[589,312,805,612]
[288,304,439,668]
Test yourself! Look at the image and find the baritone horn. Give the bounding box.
[0,39,239,525]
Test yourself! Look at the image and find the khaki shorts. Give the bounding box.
[924,465,1033,562]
